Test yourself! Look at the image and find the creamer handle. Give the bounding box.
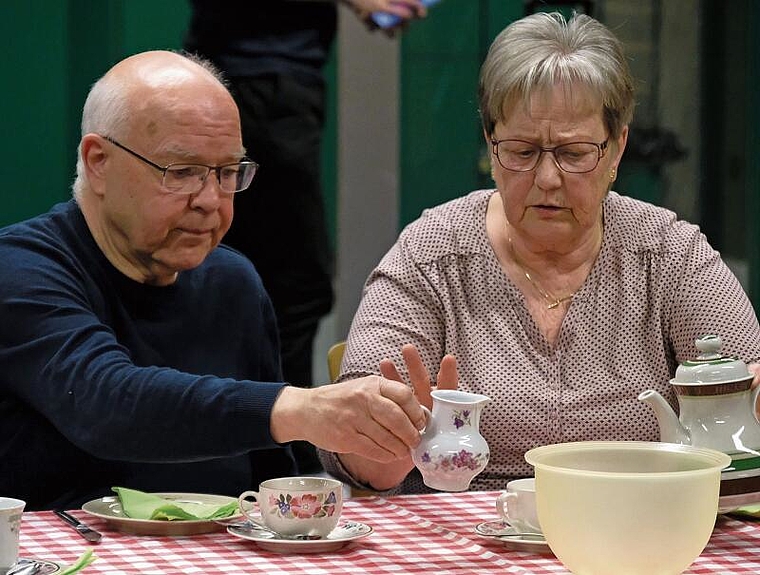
[419,405,432,435]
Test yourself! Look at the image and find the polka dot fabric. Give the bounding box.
[320,190,760,494]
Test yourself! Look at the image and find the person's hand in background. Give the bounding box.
[342,0,429,35]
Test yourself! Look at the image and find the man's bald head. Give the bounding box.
[72,51,234,199]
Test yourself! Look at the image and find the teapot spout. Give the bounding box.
[638,390,690,444]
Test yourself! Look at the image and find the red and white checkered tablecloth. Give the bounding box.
[18,491,760,574]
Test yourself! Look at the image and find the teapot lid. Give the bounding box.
[672,335,751,385]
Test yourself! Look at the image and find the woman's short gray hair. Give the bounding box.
[478,12,635,139]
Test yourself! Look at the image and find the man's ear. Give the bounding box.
[80,134,109,197]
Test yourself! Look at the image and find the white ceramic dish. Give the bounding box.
[227,520,373,553]
[81,492,241,536]
[474,521,553,554]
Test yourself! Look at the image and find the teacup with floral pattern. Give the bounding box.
[238,477,343,538]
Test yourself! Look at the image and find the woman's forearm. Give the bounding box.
[338,452,416,491]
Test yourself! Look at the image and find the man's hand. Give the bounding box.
[270,375,427,462]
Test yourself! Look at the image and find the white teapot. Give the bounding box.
[638,334,760,512]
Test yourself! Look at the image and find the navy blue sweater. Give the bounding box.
[0,201,296,510]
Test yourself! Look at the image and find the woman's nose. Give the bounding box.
[533,150,563,189]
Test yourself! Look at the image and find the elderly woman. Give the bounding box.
[319,12,760,493]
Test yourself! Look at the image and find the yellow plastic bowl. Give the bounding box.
[525,441,730,575]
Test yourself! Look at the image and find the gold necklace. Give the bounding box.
[508,236,578,309]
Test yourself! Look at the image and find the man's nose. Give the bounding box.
[190,171,225,208]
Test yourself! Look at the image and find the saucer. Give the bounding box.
[474,521,553,555]
[227,520,373,553]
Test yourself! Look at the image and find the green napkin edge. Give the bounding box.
[59,549,96,575]
[731,504,760,518]
[112,487,239,521]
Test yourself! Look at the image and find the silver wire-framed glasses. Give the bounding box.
[102,136,258,194]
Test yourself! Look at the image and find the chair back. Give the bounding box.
[327,341,346,382]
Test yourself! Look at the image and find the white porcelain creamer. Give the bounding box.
[411,389,490,492]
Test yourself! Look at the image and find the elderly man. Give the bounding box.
[0,51,427,511]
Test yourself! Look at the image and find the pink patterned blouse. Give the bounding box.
[319,190,760,494]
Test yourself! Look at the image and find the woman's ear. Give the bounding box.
[483,130,497,181]
[612,125,629,168]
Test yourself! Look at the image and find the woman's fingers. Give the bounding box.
[436,354,459,390]
[401,344,431,386]
[380,359,403,382]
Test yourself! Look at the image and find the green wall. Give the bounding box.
[3,2,70,226]
[748,3,760,302]
[399,0,524,227]
[4,0,758,306]
[1,0,191,227]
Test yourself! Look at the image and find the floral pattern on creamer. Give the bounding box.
[268,490,338,520]
[452,409,471,429]
[419,449,487,471]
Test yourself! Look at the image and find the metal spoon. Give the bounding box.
[7,559,59,575]
[222,519,322,540]
[492,531,546,541]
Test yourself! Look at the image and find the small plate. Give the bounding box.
[227,520,373,553]
[475,521,554,555]
[81,492,241,536]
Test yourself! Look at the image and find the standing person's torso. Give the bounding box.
[184,0,338,81]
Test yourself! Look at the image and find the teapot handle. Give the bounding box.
[752,384,760,425]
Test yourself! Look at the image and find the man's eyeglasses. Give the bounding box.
[102,136,258,194]
[491,138,609,174]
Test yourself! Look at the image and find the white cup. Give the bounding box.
[238,477,343,538]
[0,498,25,574]
[496,478,541,534]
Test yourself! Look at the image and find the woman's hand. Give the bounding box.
[749,362,760,389]
[330,344,457,491]
[379,343,458,409]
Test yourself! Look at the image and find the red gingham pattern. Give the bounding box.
[18,492,760,574]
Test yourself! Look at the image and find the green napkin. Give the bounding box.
[112,487,239,521]
[731,504,760,519]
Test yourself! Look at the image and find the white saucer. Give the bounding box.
[474,521,553,555]
[227,520,373,553]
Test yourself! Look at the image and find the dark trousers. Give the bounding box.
[224,74,335,472]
